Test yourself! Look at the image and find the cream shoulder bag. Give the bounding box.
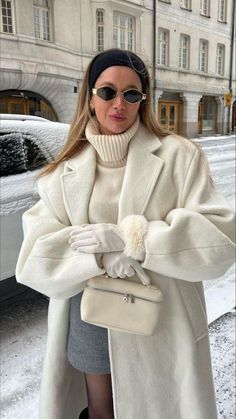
[80,275,163,336]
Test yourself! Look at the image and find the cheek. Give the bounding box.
[129,104,140,119]
[93,98,109,117]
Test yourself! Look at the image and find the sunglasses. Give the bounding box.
[92,86,146,104]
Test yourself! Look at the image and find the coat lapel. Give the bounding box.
[61,143,96,225]
[60,124,164,225]
[118,125,164,223]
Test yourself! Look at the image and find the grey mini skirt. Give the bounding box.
[67,291,111,374]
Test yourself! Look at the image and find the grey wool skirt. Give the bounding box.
[67,291,111,374]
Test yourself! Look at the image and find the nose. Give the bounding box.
[112,93,126,109]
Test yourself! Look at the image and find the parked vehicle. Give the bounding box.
[0,113,50,122]
[0,116,69,302]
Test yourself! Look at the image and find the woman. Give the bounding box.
[16,49,235,419]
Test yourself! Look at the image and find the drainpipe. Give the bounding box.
[228,0,235,133]
[153,0,157,112]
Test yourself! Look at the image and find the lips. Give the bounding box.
[109,114,126,121]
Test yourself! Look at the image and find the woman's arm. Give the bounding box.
[16,186,105,299]
[140,148,235,281]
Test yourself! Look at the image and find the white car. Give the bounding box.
[0,116,69,302]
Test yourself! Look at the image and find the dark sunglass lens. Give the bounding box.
[124,90,142,103]
[97,87,116,101]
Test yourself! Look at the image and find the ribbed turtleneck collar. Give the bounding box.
[85,115,140,168]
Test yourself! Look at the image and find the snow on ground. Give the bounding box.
[209,311,236,419]
[0,296,48,419]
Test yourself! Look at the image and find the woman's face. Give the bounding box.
[91,66,142,135]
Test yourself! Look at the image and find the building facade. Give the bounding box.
[153,0,236,137]
[0,0,235,137]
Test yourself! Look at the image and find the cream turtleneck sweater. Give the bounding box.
[85,116,139,224]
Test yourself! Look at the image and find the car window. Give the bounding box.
[24,138,48,171]
[0,131,48,177]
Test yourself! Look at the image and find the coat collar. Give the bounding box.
[61,124,164,225]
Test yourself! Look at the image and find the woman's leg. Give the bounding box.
[84,372,114,419]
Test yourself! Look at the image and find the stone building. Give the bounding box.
[0,0,235,137]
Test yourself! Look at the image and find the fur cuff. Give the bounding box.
[119,215,148,261]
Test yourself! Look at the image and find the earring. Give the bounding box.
[90,102,95,113]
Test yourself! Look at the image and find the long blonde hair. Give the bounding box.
[39,50,168,177]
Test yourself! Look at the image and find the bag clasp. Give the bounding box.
[123,294,135,303]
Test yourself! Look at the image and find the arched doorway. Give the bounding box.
[0,90,58,121]
[158,93,183,134]
[198,96,217,134]
[232,100,236,132]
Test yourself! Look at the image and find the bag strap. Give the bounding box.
[133,262,151,286]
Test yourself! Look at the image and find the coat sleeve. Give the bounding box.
[140,148,235,282]
[15,182,105,299]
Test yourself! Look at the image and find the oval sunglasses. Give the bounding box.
[92,86,146,104]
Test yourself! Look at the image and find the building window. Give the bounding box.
[199,96,217,132]
[158,0,171,3]
[200,0,210,16]
[113,12,135,51]
[218,0,227,22]
[179,34,190,69]
[216,44,225,76]
[33,0,50,41]
[199,39,208,72]
[158,28,169,66]
[180,0,192,10]
[1,0,14,33]
[96,9,104,51]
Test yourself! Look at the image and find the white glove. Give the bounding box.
[69,223,125,253]
[102,251,151,285]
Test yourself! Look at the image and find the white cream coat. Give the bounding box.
[16,124,235,419]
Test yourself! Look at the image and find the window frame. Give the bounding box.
[157,28,169,66]
[96,8,105,52]
[179,33,190,70]
[0,0,15,34]
[113,11,135,51]
[216,43,225,76]
[218,0,227,23]
[200,0,210,17]
[199,39,209,73]
[33,0,51,42]
[180,0,192,10]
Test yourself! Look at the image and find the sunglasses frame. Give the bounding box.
[92,86,146,104]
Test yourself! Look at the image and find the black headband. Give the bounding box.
[88,49,148,94]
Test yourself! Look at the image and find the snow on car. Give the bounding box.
[0,117,69,301]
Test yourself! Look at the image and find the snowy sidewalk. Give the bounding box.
[209,311,236,419]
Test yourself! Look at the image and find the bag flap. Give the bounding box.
[87,276,163,302]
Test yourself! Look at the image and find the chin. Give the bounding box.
[111,126,128,134]
[107,122,132,135]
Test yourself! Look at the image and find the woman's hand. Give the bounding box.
[102,251,151,285]
[68,223,125,253]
